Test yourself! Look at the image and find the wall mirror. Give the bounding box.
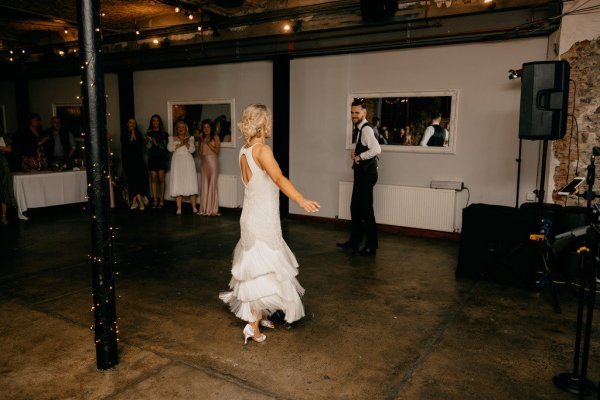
[347,90,458,154]
[167,99,235,148]
[52,103,85,159]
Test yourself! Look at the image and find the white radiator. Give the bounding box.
[338,182,456,232]
[218,174,239,208]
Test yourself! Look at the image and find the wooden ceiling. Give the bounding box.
[0,0,562,76]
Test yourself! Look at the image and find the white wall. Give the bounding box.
[133,61,273,206]
[290,37,549,231]
[19,37,551,232]
[27,74,121,153]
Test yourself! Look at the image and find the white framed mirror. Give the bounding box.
[167,99,235,148]
[347,90,458,154]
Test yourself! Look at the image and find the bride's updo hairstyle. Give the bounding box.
[238,104,272,143]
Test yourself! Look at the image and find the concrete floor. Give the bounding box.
[1,203,599,399]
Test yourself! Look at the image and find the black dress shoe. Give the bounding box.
[336,241,358,250]
[353,247,376,256]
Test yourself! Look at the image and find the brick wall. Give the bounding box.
[553,36,600,204]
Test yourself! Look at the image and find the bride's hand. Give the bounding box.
[299,199,320,213]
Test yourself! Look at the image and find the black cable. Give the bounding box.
[463,186,470,207]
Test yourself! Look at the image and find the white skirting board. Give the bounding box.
[338,182,456,232]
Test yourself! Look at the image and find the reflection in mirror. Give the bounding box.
[348,91,457,153]
[167,99,235,148]
[53,103,84,159]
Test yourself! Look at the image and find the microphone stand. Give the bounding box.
[553,149,600,398]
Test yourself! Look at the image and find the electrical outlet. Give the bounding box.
[526,192,536,201]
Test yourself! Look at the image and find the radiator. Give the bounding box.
[218,174,239,208]
[338,182,456,232]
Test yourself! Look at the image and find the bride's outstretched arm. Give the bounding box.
[255,144,320,213]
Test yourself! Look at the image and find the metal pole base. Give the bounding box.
[553,372,595,396]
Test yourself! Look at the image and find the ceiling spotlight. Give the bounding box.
[508,68,522,80]
[135,24,140,35]
[283,23,291,32]
[188,13,194,20]
[197,25,202,31]
[64,27,69,34]
[152,39,159,44]
[175,6,180,13]
[9,50,13,54]
[58,50,65,56]
[21,49,25,54]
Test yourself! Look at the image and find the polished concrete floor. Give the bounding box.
[1,203,599,399]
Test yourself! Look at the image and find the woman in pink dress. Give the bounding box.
[198,119,220,216]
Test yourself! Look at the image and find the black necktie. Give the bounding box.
[353,126,359,143]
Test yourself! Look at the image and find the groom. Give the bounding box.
[337,98,381,256]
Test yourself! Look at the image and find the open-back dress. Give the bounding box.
[219,143,305,323]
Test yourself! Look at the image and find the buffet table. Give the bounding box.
[13,170,88,220]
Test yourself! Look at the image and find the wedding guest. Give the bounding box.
[15,113,48,171]
[0,129,15,225]
[145,114,169,208]
[198,119,220,216]
[167,120,198,215]
[43,116,76,168]
[215,114,231,142]
[120,118,148,211]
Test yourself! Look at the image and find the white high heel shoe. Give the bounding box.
[243,324,266,344]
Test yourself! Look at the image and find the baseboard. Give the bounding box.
[286,213,460,241]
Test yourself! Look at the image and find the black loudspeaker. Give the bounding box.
[518,60,570,140]
[456,204,540,288]
[360,0,397,21]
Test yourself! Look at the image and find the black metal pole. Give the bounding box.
[537,140,548,205]
[553,248,595,396]
[77,0,118,370]
[578,249,596,399]
[515,138,522,208]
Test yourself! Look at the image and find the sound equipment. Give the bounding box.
[456,204,539,288]
[360,0,397,21]
[518,60,570,140]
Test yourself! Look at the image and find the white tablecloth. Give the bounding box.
[13,170,88,220]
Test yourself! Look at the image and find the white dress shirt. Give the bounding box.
[356,120,382,160]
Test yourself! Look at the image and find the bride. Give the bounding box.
[219,104,320,344]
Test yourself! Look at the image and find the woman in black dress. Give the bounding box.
[121,118,148,210]
[0,130,15,225]
[145,114,169,208]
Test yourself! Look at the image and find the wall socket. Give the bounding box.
[525,192,536,201]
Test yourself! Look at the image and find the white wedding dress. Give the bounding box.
[219,144,305,323]
[168,136,198,197]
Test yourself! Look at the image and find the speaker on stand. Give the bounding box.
[514,60,570,207]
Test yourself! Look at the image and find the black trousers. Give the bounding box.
[349,165,378,249]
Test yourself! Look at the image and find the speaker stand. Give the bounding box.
[515,138,522,208]
[553,231,599,399]
[534,140,549,205]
